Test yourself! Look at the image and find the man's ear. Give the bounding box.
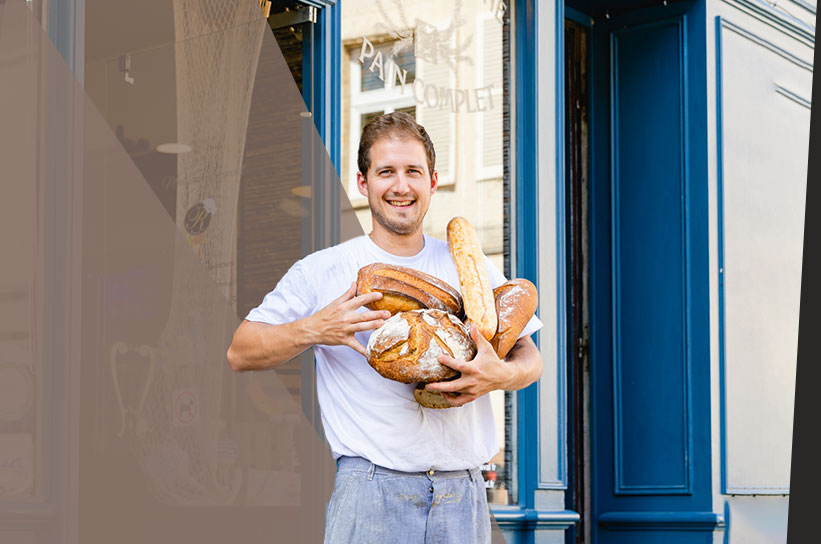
[430,170,439,195]
[357,171,368,198]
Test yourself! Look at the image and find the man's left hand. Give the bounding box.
[425,322,515,407]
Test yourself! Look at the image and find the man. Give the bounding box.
[227,112,543,543]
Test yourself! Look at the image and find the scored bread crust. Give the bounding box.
[447,217,497,341]
[490,278,539,359]
[357,263,463,317]
[415,278,539,409]
[366,309,476,384]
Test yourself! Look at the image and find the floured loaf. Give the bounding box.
[414,278,538,409]
[366,309,477,384]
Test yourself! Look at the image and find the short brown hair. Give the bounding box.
[357,112,436,177]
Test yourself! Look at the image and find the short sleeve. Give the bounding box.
[483,257,544,340]
[245,260,318,325]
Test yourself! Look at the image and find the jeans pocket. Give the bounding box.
[324,472,357,540]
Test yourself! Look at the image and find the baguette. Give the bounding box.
[447,217,497,340]
[357,263,463,317]
[490,278,538,359]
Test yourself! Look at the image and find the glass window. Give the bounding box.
[341,0,513,505]
[360,41,416,91]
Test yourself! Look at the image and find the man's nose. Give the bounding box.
[393,173,411,194]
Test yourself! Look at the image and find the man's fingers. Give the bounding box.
[348,319,386,333]
[437,354,469,373]
[425,376,467,393]
[469,321,493,352]
[344,291,384,310]
[350,310,392,323]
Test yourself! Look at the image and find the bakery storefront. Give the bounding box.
[252,0,566,535]
[6,0,807,542]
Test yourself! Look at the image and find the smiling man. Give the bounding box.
[227,112,543,543]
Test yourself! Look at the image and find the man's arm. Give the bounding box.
[423,322,543,407]
[227,282,390,372]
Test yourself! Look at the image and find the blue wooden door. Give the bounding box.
[587,3,718,542]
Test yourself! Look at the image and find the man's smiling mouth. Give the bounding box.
[387,200,415,207]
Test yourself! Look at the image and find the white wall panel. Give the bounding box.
[537,0,562,487]
[718,17,810,492]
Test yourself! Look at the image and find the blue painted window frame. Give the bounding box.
[495,0,577,533]
[301,0,341,175]
[514,0,541,511]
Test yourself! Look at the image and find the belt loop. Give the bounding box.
[367,462,376,481]
[467,468,474,482]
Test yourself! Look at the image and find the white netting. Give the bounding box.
[132,0,265,506]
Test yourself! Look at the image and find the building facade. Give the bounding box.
[5,0,808,542]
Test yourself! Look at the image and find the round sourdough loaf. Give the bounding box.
[366,309,476,384]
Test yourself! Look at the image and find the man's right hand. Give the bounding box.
[301,282,391,356]
[227,282,391,372]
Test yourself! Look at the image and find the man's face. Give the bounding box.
[357,136,438,237]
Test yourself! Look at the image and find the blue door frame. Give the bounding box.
[587,1,721,542]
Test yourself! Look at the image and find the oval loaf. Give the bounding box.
[490,278,539,359]
[357,263,463,317]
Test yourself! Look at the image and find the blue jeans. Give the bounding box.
[324,456,491,544]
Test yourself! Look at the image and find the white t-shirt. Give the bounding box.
[246,234,543,471]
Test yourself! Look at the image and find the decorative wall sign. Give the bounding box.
[374,0,474,68]
[184,198,217,235]
[356,0,506,113]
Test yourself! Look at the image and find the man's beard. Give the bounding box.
[370,203,423,236]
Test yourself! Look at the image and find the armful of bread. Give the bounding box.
[414,278,539,409]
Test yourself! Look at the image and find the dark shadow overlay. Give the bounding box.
[787,7,820,544]
[0,0,510,541]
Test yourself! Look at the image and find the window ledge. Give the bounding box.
[491,507,580,530]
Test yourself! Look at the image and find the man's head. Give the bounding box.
[356,112,439,238]
[357,111,436,176]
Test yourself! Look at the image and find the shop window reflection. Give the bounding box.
[341,1,511,505]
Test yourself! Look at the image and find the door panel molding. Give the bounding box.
[609,14,694,496]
